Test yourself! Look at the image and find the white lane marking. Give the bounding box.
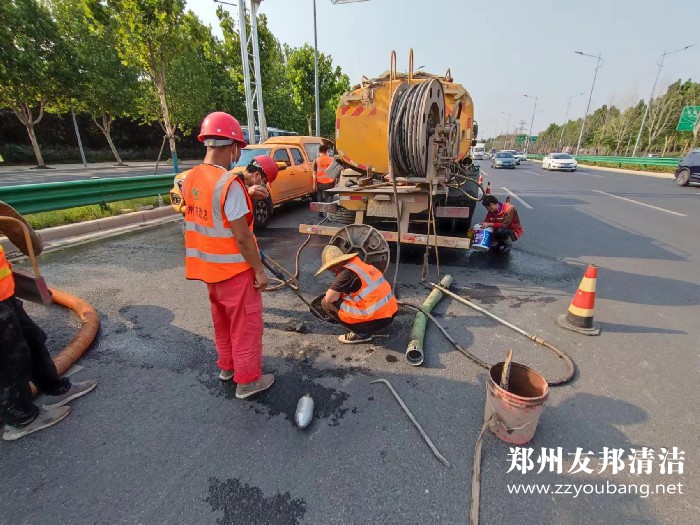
[501,187,533,209]
[480,168,489,176]
[574,171,603,178]
[523,170,546,177]
[592,190,687,217]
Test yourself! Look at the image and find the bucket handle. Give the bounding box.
[486,399,545,432]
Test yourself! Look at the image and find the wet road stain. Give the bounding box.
[207,478,306,525]
[385,355,398,363]
[247,343,369,427]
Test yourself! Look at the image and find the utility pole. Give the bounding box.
[524,94,537,154]
[215,0,267,144]
[313,0,321,136]
[559,91,585,151]
[574,51,603,155]
[632,44,694,157]
[500,111,511,150]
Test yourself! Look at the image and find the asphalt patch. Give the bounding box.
[207,477,306,525]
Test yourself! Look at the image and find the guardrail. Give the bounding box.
[526,154,680,168]
[0,174,175,215]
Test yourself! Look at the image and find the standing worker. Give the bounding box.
[316,246,398,344]
[0,207,96,441]
[479,195,523,253]
[183,112,275,399]
[313,145,335,208]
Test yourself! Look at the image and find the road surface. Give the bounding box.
[0,160,697,524]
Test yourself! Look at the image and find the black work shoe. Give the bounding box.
[338,332,373,344]
[2,406,71,441]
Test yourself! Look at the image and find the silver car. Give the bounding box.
[491,152,517,169]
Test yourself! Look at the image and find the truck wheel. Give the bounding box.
[326,207,356,224]
[254,197,273,229]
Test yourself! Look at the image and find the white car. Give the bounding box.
[502,150,521,165]
[514,151,527,162]
[543,153,577,171]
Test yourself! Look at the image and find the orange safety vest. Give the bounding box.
[314,154,334,185]
[183,163,256,284]
[337,256,398,325]
[0,244,15,301]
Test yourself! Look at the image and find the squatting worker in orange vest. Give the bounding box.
[316,245,398,344]
[183,111,276,399]
[0,212,96,441]
[313,144,335,208]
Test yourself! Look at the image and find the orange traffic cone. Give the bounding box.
[556,264,601,335]
[485,181,491,195]
[478,174,483,185]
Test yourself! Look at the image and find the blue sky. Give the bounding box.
[187,0,699,138]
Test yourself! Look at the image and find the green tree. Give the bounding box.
[51,0,140,165]
[84,0,188,167]
[285,44,350,137]
[0,0,71,167]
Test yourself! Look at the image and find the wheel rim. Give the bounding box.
[255,201,269,223]
[677,171,690,185]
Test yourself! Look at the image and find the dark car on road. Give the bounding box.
[491,152,517,169]
[674,149,700,186]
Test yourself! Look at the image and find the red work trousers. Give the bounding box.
[206,269,263,384]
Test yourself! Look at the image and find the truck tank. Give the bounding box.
[335,50,476,176]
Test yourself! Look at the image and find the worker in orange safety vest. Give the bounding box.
[313,144,335,207]
[0,215,96,441]
[183,111,277,399]
[315,245,398,344]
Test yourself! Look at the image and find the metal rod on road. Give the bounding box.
[632,44,694,157]
[575,51,603,156]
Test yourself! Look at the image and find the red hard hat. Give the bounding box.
[198,112,247,145]
[253,155,279,185]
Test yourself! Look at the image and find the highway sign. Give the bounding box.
[676,106,700,132]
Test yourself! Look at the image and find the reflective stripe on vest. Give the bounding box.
[315,154,334,184]
[0,245,15,301]
[184,222,235,238]
[337,257,397,324]
[183,164,255,283]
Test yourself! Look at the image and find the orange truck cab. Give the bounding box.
[170,136,334,228]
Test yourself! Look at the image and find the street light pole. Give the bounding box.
[500,111,511,149]
[524,94,537,154]
[559,91,585,151]
[574,51,603,155]
[632,44,695,157]
[313,0,321,136]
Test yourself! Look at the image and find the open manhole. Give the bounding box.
[309,294,340,324]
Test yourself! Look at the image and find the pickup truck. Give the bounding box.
[170,136,334,228]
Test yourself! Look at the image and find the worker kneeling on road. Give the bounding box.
[0,224,96,441]
[479,195,523,253]
[183,111,275,399]
[316,246,398,344]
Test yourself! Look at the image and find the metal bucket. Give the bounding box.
[483,361,548,445]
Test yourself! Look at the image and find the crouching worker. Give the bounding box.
[480,195,523,253]
[316,246,398,344]
[0,207,96,441]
